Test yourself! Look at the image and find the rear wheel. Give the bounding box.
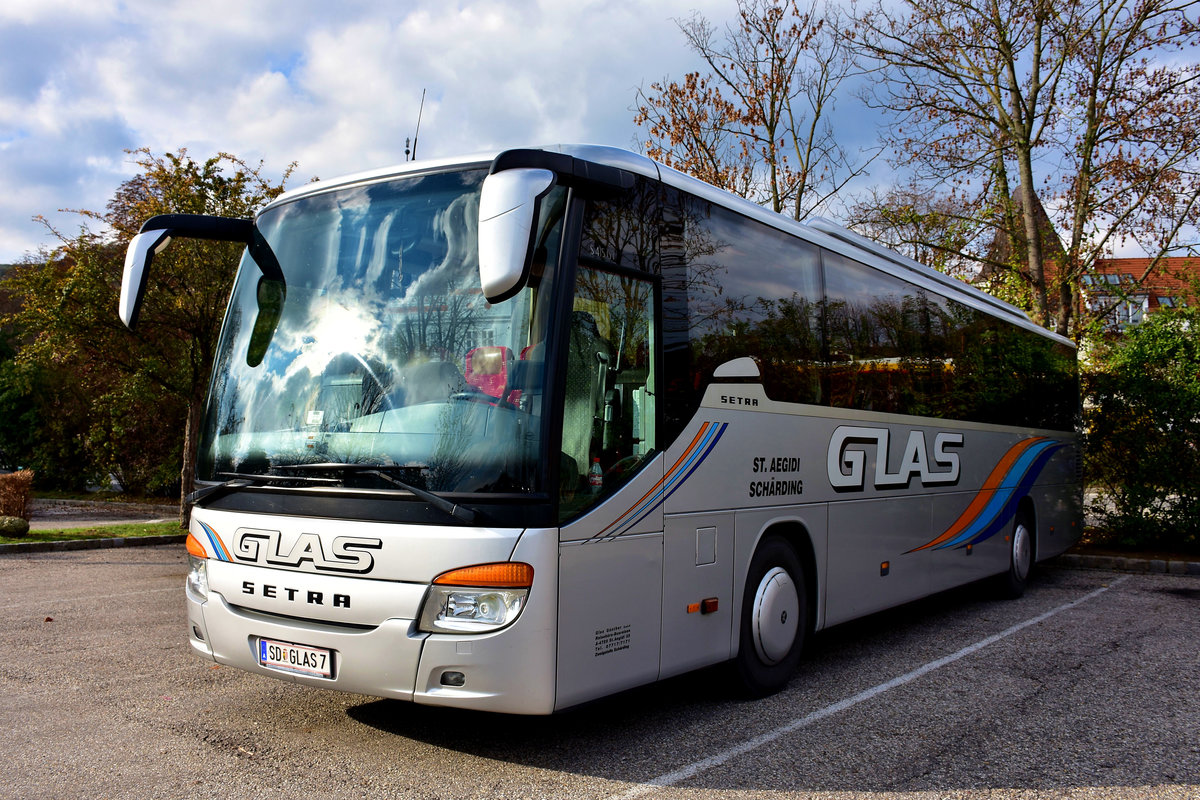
[735,536,807,696]
[999,511,1035,598]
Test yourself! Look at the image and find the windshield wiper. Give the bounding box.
[364,469,478,523]
[187,471,340,507]
[190,464,480,523]
[188,477,257,506]
[282,463,479,523]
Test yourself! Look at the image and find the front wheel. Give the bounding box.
[735,537,808,697]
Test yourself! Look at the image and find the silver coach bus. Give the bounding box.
[121,145,1080,714]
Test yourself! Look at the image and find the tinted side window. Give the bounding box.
[666,197,822,417]
[823,251,958,417]
[606,186,1078,433]
[947,300,1078,429]
[580,181,663,274]
[823,252,1077,428]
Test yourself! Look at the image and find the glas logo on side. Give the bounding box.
[234,529,382,574]
[827,426,963,490]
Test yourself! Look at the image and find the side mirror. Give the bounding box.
[478,168,556,303]
[119,229,173,328]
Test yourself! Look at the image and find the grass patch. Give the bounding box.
[0,521,183,545]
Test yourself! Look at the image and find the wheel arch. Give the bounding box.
[731,519,819,695]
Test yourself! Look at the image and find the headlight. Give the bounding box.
[186,553,209,600]
[418,562,533,634]
[185,533,209,600]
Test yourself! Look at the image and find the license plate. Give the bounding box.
[258,638,334,679]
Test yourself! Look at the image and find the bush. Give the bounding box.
[0,515,29,537]
[0,469,33,520]
[1084,306,1200,553]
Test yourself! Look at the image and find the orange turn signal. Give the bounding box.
[432,562,534,588]
[186,532,208,558]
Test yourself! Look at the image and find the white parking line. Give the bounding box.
[611,576,1130,799]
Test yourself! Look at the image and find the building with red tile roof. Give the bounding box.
[1083,256,1196,330]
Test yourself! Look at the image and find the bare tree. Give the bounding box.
[853,0,1199,336]
[1054,0,1200,335]
[854,0,1072,327]
[635,0,872,221]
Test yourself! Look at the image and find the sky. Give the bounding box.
[0,0,879,264]
[10,1,1189,269]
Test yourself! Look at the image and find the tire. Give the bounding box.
[735,536,808,697]
[998,511,1035,599]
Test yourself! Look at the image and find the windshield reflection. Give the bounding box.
[198,168,563,495]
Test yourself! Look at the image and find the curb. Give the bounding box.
[1052,552,1200,576]
[0,534,186,555]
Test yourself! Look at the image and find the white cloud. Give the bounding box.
[0,0,119,25]
[0,0,735,261]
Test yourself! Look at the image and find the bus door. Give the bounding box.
[556,263,663,709]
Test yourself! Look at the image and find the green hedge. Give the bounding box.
[1084,306,1200,553]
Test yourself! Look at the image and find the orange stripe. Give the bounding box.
[595,422,711,538]
[911,437,1044,552]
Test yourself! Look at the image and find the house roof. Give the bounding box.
[1089,256,1197,305]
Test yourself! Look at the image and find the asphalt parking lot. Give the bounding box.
[1,545,1197,800]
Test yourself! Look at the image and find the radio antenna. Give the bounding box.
[409,88,426,161]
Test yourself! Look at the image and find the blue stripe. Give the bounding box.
[935,441,1063,550]
[197,520,230,561]
[960,444,1063,547]
[610,422,728,538]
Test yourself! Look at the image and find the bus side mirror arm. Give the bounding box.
[119,214,284,330]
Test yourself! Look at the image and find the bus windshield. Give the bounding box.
[197,168,566,495]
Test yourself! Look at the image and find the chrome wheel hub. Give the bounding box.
[751,566,799,665]
[1012,522,1032,581]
